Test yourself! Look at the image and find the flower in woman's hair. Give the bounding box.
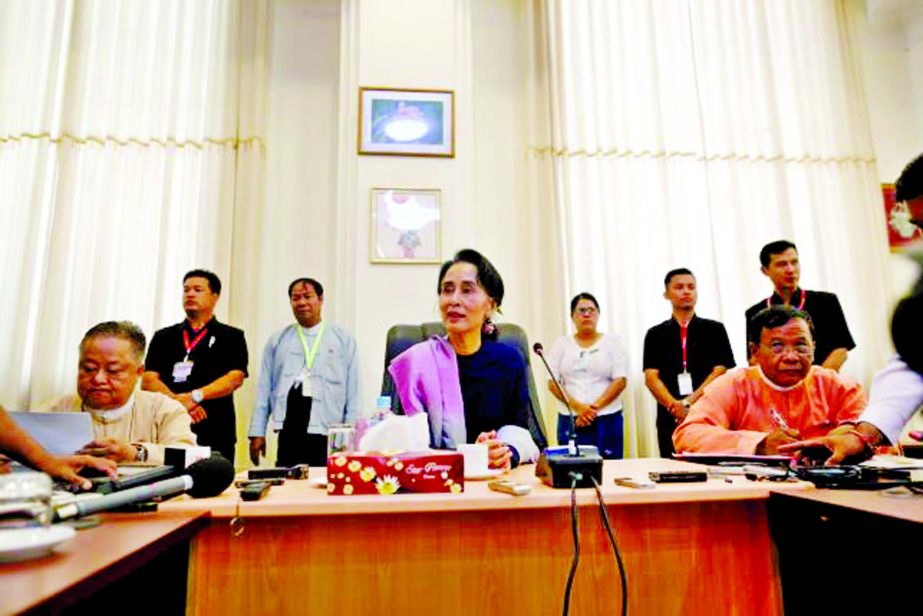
[482,318,496,336]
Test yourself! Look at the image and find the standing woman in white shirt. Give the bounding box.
[547,293,629,459]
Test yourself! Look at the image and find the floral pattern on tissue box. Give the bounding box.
[326,451,464,495]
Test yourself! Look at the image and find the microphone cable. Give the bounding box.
[562,473,581,616]
[592,476,628,616]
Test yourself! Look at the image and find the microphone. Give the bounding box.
[533,342,579,456]
[55,456,234,520]
[532,342,603,489]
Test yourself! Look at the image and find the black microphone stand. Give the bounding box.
[533,342,603,488]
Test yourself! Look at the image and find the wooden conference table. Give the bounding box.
[162,458,812,615]
[1,511,209,615]
[769,488,923,615]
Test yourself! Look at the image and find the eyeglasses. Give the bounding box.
[575,307,598,315]
[761,342,812,357]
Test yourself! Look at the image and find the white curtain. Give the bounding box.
[0,0,269,408]
[528,0,894,456]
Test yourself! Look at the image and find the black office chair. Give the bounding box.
[380,322,548,450]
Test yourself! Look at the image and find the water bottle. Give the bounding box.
[354,396,393,449]
[373,395,392,423]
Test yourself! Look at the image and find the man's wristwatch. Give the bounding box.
[191,389,204,404]
[133,443,149,462]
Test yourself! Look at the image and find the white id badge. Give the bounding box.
[301,369,313,397]
[173,361,193,383]
[677,372,693,396]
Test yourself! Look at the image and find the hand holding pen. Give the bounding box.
[757,408,801,455]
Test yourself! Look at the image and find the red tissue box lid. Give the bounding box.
[326,450,464,495]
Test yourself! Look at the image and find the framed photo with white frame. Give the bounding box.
[358,87,454,157]
[370,188,442,264]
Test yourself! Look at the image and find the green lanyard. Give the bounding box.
[296,322,326,373]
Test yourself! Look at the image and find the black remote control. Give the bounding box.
[239,481,272,501]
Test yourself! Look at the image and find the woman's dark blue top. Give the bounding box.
[455,340,532,445]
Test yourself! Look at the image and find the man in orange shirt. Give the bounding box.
[674,306,866,455]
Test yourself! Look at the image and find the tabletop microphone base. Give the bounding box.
[536,445,604,488]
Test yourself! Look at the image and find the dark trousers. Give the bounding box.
[657,406,678,458]
[277,381,329,467]
[191,424,235,466]
[211,441,236,466]
[557,412,624,460]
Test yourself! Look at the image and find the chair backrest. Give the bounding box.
[380,322,548,450]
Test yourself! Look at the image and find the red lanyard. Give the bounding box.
[183,327,209,358]
[679,321,690,372]
[766,288,805,310]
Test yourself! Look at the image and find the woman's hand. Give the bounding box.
[476,431,512,470]
[573,402,597,427]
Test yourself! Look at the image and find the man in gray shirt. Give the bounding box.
[248,278,358,466]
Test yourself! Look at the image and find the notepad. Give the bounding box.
[8,411,93,456]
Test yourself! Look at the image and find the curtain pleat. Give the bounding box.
[0,0,269,408]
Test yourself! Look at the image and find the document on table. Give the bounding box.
[861,453,923,469]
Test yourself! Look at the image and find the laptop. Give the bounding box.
[8,411,93,456]
[8,411,174,493]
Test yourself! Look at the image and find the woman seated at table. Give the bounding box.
[388,249,540,468]
[547,292,629,459]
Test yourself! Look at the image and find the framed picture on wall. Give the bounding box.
[358,87,454,157]
[884,183,921,251]
[370,188,442,264]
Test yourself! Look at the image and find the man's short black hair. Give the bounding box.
[570,292,600,314]
[747,305,815,345]
[895,153,923,203]
[664,268,694,287]
[80,321,147,362]
[759,240,797,268]
[183,269,222,295]
[288,278,324,298]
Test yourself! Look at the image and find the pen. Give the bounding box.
[769,408,792,432]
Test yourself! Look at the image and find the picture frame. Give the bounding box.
[883,183,921,252]
[358,87,455,157]
[370,188,442,264]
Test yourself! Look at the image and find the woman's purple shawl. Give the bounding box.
[387,336,467,448]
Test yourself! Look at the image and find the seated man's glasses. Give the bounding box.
[762,342,813,356]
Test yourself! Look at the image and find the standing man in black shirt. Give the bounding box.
[643,268,736,457]
[143,269,248,464]
[745,240,855,371]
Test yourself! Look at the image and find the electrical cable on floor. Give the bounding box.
[592,476,628,616]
